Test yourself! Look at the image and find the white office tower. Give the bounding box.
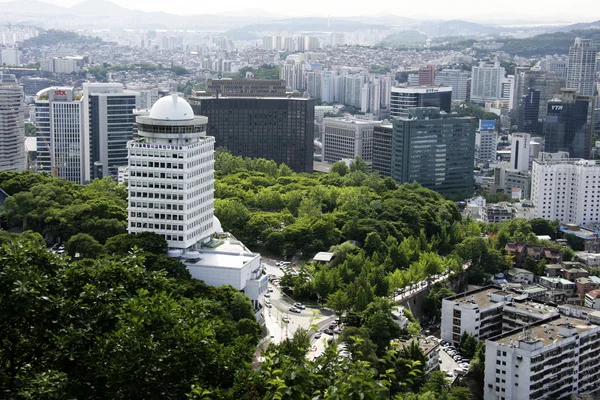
[83,83,140,182]
[531,158,600,227]
[0,73,25,172]
[470,62,506,103]
[34,87,84,183]
[127,94,215,250]
[323,118,376,164]
[510,133,531,172]
[475,128,498,163]
[567,37,598,97]
[434,69,470,101]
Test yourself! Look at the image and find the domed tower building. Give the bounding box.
[127,94,215,250]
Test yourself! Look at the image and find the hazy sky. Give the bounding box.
[13,0,600,22]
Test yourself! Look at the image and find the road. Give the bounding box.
[439,346,461,384]
[262,258,336,359]
[391,263,471,304]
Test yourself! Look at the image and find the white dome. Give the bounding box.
[149,94,194,121]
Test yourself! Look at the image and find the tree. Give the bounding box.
[349,157,369,174]
[104,232,167,255]
[364,232,385,256]
[362,298,401,356]
[563,247,575,261]
[330,161,349,176]
[326,289,350,319]
[459,332,478,359]
[65,233,104,259]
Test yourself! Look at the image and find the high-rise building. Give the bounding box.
[34,87,84,183]
[475,120,498,163]
[189,95,315,172]
[83,83,139,182]
[510,132,531,172]
[1,47,21,66]
[322,118,376,164]
[205,79,288,97]
[517,88,541,134]
[262,36,274,50]
[279,62,305,91]
[544,88,593,159]
[306,36,320,51]
[434,69,471,101]
[531,158,600,227]
[470,61,505,103]
[418,65,435,86]
[389,86,452,117]
[295,36,305,52]
[566,37,598,97]
[372,124,393,176]
[539,55,569,79]
[0,73,25,172]
[306,71,323,100]
[516,71,565,119]
[127,94,215,249]
[385,107,475,196]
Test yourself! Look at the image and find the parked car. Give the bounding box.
[275,262,282,266]
[264,293,270,298]
[265,303,272,308]
[289,307,301,313]
[267,287,274,292]
[333,327,341,334]
[324,328,333,335]
[294,303,306,310]
[282,316,289,323]
[314,332,322,339]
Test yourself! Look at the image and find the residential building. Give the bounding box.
[0,73,25,172]
[262,36,273,50]
[387,107,474,196]
[584,289,600,309]
[34,87,84,183]
[441,286,558,346]
[389,86,452,117]
[127,94,215,249]
[505,243,563,267]
[40,56,85,74]
[483,313,600,400]
[83,83,139,182]
[544,88,593,159]
[485,203,513,224]
[506,268,535,284]
[322,118,376,164]
[372,124,393,176]
[279,62,305,91]
[398,336,440,374]
[434,69,470,101]
[418,65,435,86]
[531,158,600,227]
[575,277,597,299]
[204,79,288,97]
[517,88,541,135]
[189,95,315,172]
[566,37,598,97]
[470,61,505,103]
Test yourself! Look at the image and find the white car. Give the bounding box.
[314,332,322,339]
[294,303,306,310]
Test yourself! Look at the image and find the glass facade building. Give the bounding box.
[517,88,541,135]
[372,124,393,177]
[390,86,452,118]
[389,107,475,196]
[189,96,315,172]
[544,89,593,159]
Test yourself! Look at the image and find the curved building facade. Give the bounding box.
[0,74,25,172]
[127,94,215,249]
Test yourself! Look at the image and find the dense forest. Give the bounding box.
[0,154,568,398]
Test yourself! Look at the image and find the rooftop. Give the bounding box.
[312,252,335,262]
[397,336,439,356]
[149,94,194,121]
[493,314,595,348]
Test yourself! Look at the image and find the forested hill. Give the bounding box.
[501,29,600,56]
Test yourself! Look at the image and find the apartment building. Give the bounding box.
[484,314,600,400]
[531,158,600,227]
[441,287,558,346]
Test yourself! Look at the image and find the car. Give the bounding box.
[264,293,270,298]
[282,316,290,323]
[281,261,291,266]
[333,327,341,334]
[57,250,65,254]
[294,303,306,310]
[453,355,462,361]
[267,287,274,292]
[324,328,333,335]
[289,307,301,313]
[461,359,471,364]
[265,303,272,308]
[58,245,65,251]
[329,323,337,330]
[445,372,453,378]
[314,332,322,339]
[275,262,282,266]
[440,340,448,345]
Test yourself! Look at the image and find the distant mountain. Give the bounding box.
[213,8,288,18]
[68,0,134,17]
[552,20,600,32]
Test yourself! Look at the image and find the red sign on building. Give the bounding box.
[54,90,67,96]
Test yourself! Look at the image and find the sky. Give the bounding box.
[10,0,600,23]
